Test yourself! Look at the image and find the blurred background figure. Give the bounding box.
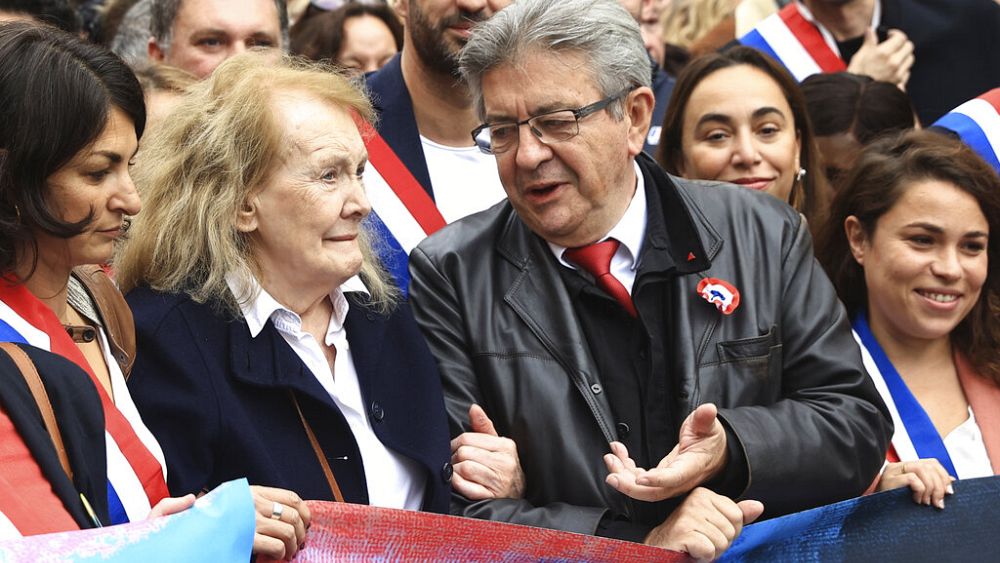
[659,0,737,75]
[657,46,829,232]
[0,0,81,33]
[291,1,401,75]
[133,63,196,130]
[816,129,1000,507]
[105,0,153,68]
[802,72,916,189]
[146,0,288,79]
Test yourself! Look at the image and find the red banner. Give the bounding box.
[263,502,686,562]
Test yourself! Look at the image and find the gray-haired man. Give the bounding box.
[408,0,891,557]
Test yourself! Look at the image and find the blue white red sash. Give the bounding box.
[355,117,446,296]
[0,282,169,523]
[932,89,1000,175]
[739,2,847,81]
[852,312,958,478]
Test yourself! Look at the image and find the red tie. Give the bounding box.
[564,239,638,317]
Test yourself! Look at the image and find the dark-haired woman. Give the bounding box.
[802,72,916,189]
[816,129,1000,509]
[0,23,308,557]
[290,1,402,75]
[656,46,830,230]
[0,20,171,528]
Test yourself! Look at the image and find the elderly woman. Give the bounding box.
[816,130,1000,508]
[115,53,452,514]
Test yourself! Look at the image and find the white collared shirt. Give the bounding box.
[226,273,424,510]
[548,160,648,294]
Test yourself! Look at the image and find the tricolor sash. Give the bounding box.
[932,89,1000,175]
[852,312,958,478]
[739,2,847,81]
[0,282,169,523]
[356,117,446,296]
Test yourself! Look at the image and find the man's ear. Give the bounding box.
[844,215,868,266]
[235,199,259,233]
[148,37,166,62]
[625,86,655,157]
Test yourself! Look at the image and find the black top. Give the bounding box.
[556,169,748,541]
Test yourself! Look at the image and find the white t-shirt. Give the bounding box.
[420,136,507,223]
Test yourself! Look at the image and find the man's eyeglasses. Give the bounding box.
[471,89,632,155]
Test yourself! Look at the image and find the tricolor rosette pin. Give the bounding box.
[697,277,741,315]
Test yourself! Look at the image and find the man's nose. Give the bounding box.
[513,124,552,170]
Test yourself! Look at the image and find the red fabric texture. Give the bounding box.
[0,408,78,536]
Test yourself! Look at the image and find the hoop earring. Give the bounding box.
[796,168,806,182]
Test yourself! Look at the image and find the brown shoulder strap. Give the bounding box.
[290,391,345,502]
[0,342,73,481]
[71,266,136,378]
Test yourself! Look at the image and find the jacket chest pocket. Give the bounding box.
[695,327,782,406]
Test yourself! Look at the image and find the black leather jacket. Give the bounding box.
[409,154,892,535]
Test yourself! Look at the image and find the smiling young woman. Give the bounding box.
[816,129,1000,508]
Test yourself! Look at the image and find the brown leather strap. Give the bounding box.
[290,391,344,502]
[71,266,136,378]
[0,342,73,481]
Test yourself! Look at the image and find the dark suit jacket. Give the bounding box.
[125,287,452,513]
[881,0,1000,126]
[0,344,108,529]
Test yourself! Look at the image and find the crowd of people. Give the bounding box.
[0,0,997,560]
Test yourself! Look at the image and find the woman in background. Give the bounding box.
[291,2,402,76]
[802,72,916,189]
[656,46,830,230]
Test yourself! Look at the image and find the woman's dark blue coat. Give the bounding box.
[125,286,452,513]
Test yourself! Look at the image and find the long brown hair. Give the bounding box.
[656,46,829,227]
[815,129,1000,383]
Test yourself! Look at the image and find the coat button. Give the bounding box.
[616,422,630,438]
[590,383,602,394]
[678,390,689,400]
[370,401,385,422]
[441,462,453,483]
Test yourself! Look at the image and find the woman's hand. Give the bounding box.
[450,404,525,500]
[250,485,312,561]
[877,459,955,509]
[147,494,197,518]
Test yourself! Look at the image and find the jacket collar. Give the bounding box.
[497,153,718,272]
[227,293,385,410]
